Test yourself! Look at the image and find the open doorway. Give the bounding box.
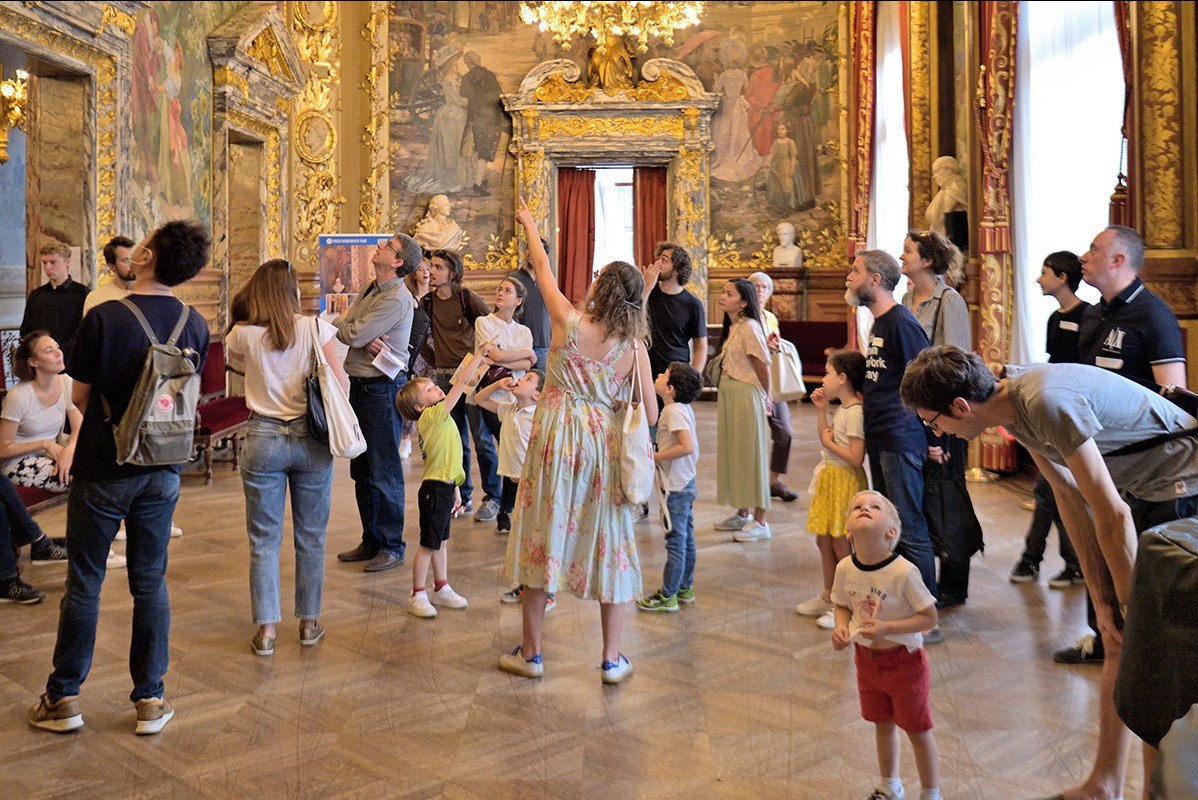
[593,166,634,277]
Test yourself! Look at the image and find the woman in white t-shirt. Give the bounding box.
[0,332,82,492]
[226,260,349,657]
[472,275,535,445]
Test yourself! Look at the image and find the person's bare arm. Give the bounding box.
[516,198,573,329]
[1153,361,1188,391]
[690,336,708,374]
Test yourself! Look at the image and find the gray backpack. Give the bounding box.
[106,297,201,466]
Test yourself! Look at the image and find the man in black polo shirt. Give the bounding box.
[20,243,89,362]
[1053,224,1188,666]
[642,242,708,381]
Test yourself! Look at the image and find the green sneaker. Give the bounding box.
[676,586,695,604]
[635,591,679,613]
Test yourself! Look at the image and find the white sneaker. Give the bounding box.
[795,594,833,616]
[732,521,771,542]
[407,591,437,618]
[816,610,836,630]
[399,437,412,460]
[116,522,182,541]
[430,584,468,609]
[107,549,127,569]
[713,513,752,531]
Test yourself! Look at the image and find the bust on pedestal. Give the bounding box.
[412,194,465,251]
[925,156,968,237]
[772,222,803,269]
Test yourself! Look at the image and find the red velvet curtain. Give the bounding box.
[556,167,596,306]
[632,167,668,269]
[847,1,878,256]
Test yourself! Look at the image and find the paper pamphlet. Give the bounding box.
[371,347,405,379]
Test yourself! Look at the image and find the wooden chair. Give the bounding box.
[192,340,250,484]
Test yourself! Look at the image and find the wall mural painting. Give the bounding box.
[388,1,842,267]
[129,2,246,237]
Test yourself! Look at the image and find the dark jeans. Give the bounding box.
[348,375,406,559]
[768,399,793,476]
[501,477,519,516]
[869,448,938,598]
[434,374,500,505]
[1019,474,1080,571]
[532,346,550,375]
[0,477,47,580]
[47,471,179,702]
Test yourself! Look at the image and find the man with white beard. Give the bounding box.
[844,250,942,642]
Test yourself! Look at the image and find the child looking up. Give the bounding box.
[636,362,703,612]
[796,349,868,629]
[395,356,489,619]
[831,491,941,800]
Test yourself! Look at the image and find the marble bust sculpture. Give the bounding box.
[925,156,968,236]
[772,222,803,268]
[412,194,465,251]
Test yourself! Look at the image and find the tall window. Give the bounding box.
[1011,1,1122,363]
[860,0,910,345]
[593,166,635,274]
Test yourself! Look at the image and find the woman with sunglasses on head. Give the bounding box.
[226,260,349,656]
[899,230,982,610]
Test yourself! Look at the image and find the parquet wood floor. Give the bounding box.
[0,402,1144,799]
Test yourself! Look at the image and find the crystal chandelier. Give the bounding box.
[519,1,707,53]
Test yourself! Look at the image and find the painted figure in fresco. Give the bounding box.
[711,42,761,183]
[459,51,504,197]
[161,41,192,204]
[745,45,781,159]
[404,54,474,195]
[412,195,465,251]
[774,42,820,210]
[131,10,163,185]
[765,121,799,210]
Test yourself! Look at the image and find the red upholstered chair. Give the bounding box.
[193,339,250,484]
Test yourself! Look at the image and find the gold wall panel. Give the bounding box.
[537,116,685,141]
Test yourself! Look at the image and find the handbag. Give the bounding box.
[307,318,368,459]
[770,338,806,402]
[703,350,725,389]
[617,341,654,505]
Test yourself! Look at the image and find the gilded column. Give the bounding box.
[290,1,346,289]
[907,1,933,228]
[359,2,389,234]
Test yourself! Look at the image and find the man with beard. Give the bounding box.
[845,250,942,641]
[642,242,708,383]
[84,236,137,316]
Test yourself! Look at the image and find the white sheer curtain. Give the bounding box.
[1010,1,1121,364]
[593,167,634,274]
[858,1,910,348]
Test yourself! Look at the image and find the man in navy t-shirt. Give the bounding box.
[846,250,939,613]
[29,220,210,737]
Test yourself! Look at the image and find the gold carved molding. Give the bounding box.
[0,5,118,273]
[533,72,689,103]
[226,109,284,257]
[537,115,684,140]
[1136,2,1184,249]
[248,26,294,80]
[907,2,932,227]
[98,5,135,36]
[291,0,344,270]
[213,65,249,98]
[358,3,388,234]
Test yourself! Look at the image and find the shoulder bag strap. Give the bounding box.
[118,297,160,346]
[1107,427,1198,458]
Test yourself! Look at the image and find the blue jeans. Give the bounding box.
[661,479,697,597]
[242,416,334,624]
[869,449,938,598]
[532,346,549,374]
[48,471,179,702]
[0,477,46,580]
[434,374,500,505]
[349,376,406,558]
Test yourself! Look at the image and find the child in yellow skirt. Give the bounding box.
[796,349,869,629]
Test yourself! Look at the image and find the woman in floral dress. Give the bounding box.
[498,199,657,685]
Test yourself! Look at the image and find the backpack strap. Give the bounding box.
[118,297,190,347]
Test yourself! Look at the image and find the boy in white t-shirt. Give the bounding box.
[637,362,702,613]
[831,490,941,800]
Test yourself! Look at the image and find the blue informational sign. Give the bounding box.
[317,233,392,313]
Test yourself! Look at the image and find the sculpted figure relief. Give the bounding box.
[924,156,968,236]
[772,222,803,268]
[412,194,465,251]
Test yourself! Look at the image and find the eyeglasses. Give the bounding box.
[920,410,943,433]
[382,239,399,254]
